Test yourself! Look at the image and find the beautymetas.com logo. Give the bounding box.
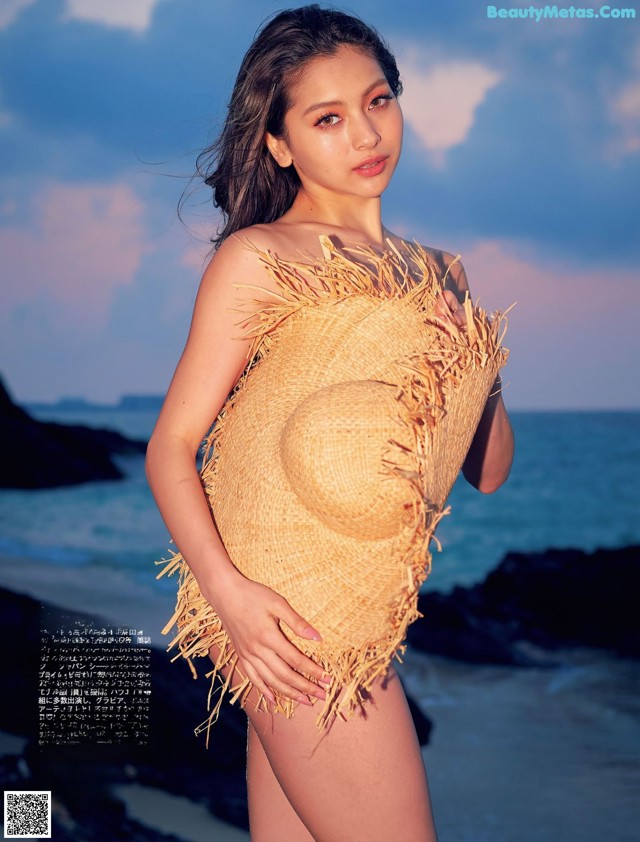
[487,5,636,19]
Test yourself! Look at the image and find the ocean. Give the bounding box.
[1,407,638,841]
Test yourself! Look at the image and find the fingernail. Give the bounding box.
[306,627,322,641]
[297,694,312,706]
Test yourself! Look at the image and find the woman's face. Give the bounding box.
[266,45,403,205]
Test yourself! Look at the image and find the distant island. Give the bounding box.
[26,394,165,413]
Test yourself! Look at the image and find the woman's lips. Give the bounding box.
[352,156,388,177]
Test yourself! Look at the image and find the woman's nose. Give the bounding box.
[352,114,381,150]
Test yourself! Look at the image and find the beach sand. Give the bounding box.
[111,783,250,842]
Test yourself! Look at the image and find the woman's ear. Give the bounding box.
[264,132,294,168]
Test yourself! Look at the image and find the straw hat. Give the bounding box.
[156,236,508,745]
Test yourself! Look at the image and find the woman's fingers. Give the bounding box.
[276,596,323,643]
[272,597,332,685]
[216,580,333,706]
[241,651,320,706]
[260,643,328,701]
[277,636,331,687]
[241,660,277,706]
[435,289,466,327]
[237,598,332,704]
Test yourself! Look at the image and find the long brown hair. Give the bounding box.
[196,4,402,247]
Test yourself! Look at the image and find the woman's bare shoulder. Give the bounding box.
[223,222,315,261]
[212,224,277,265]
[200,224,290,294]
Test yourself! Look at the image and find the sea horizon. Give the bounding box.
[24,395,640,415]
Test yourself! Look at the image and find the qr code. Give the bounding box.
[3,791,51,838]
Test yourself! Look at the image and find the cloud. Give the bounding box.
[446,238,639,409]
[179,217,220,272]
[62,0,163,32]
[608,79,640,157]
[398,51,503,167]
[0,0,36,31]
[1,182,151,332]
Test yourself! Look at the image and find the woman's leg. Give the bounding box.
[247,720,315,841]
[244,667,438,842]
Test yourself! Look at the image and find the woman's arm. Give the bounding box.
[146,233,329,705]
[461,374,514,493]
[440,255,515,494]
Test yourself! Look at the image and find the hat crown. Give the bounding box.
[280,379,415,540]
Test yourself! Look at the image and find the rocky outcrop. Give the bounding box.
[0,376,146,489]
[408,545,640,665]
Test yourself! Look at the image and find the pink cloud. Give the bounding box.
[1,182,151,331]
[451,238,638,408]
[457,238,636,327]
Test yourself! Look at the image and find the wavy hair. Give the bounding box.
[195,4,402,247]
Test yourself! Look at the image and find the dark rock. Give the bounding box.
[0,375,146,489]
[408,545,640,664]
[0,586,41,735]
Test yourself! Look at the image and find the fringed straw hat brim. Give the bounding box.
[156,236,509,746]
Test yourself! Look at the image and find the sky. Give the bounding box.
[1,0,638,410]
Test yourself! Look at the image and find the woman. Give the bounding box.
[146,5,514,840]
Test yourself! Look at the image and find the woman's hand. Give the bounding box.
[434,288,466,328]
[204,572,331,708]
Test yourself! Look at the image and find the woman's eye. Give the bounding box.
[314,113,340,128]
[370,93,393,109]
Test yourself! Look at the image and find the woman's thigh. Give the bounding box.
[247,721,315,841]
[244,667,438,842]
